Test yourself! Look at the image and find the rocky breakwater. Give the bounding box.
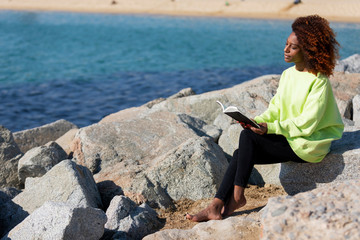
[0,54,359,239]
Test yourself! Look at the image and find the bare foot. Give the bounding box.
[186,198,224,222]
[222,195,246,217]
[222,185,247,217]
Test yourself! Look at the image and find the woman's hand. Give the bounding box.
[250,122,267,135]
[239,121,267,135]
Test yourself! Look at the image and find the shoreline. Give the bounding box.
[1,0,360,23]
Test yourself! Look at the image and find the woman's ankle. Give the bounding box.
[233,185,245,203]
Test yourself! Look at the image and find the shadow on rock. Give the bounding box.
[231,206,265,217]
[279,156,345,195]
[96,180,124,211]
[0,191,29,238]
[279,130,360,195]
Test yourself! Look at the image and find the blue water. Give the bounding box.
[1,11,360,132]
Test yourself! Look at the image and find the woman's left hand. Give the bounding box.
[250,122,267,135]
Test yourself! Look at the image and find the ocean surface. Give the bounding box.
[1,11,360,132]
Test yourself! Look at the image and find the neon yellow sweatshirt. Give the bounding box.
[254,66,344,163]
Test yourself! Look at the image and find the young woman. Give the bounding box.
[186,15,344,222]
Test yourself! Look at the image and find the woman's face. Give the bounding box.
[284,32,304,64]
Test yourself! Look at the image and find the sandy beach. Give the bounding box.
[0,0,360,23]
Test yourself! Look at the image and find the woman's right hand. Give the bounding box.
[239,121,268,135]
[250,122,268,135]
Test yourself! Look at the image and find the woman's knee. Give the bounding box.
[239,129,256,143]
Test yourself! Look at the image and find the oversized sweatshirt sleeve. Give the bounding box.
[254,92,280,123]
[266,78,329,138]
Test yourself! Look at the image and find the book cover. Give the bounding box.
[216,101,260,128]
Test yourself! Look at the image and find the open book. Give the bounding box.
[216,101,260,128]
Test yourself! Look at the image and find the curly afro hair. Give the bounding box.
[292,15,340,76]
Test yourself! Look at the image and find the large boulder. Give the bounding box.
[13,119,78,153]
[104,195,162,240]
[0,126,23,188]
[145,136,228,202]
[72,111,213,174]
[126,137,228,208]
[2,201,107,240]
[261,179,360,240]
[12,160,102,214]
[17,141,68,184]
[73,111,226,208]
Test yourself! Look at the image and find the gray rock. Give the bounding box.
[353,94,360,127]
[105,195,162,240]
[0,126,23,188]
[261,179,360,240]
[335,54,360,73]
[138,136,228,208]
[18,141,68,184]
[3,201,107,240]
[218,124,242,158]
[279,126,360,195]
[13,119,78,153]
[105,196,137,231]
[0,126,22,160]
[250,164,282,186]
[74,111,224,209]
[12,159,102,214]
[0,154,22,189]
[72,111,204,174]
[144,214,261,240]
[213,112,233,132]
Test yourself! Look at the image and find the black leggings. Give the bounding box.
[215,129,306,202]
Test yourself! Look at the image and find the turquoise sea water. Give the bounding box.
[1,11,360,131]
